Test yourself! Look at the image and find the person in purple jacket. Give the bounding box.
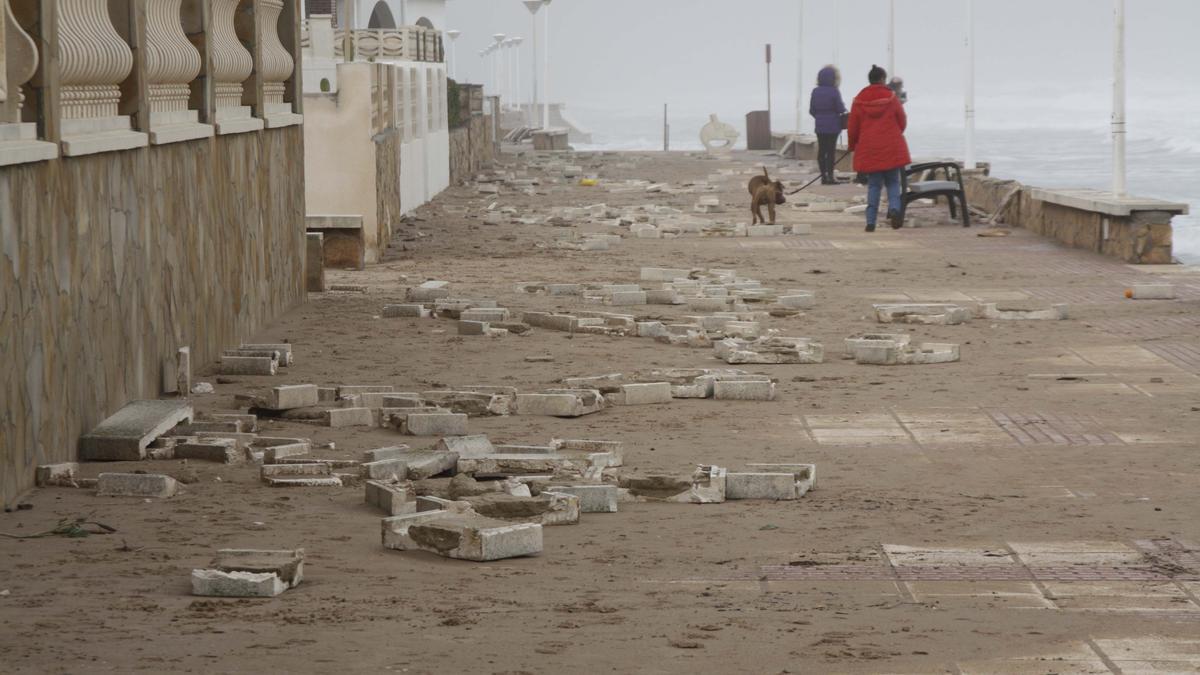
[809,65,847,185]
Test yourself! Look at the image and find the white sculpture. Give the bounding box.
[700,114,738,153]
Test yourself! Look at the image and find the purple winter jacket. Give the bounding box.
[809,66,847,135]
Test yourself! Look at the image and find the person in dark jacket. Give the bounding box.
[809,65,846,185]
[848,64,912,232]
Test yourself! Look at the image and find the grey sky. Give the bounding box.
[446,0,1200,120]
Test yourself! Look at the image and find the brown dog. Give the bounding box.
[748,168,786,224]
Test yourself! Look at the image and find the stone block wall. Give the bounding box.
[449,114,494,185]
[965,174,1175,264]
[376,128,403,249]
[0,128,307,507]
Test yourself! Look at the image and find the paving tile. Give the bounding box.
[986,411,1126,446]
[1093,637,1200,672]
[906,581,1054,609]
[805,413,911,446]
[1042,581,1199,612]
[1071,346,1174,369]
[884,545,1015,566]
[958,642,1111,675]
[904,289,976,302]
[895,409,1013,446]
[966,290,1033,302]
[1011,541,1145,566]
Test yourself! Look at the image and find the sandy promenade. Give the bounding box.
[2,148,1199,674]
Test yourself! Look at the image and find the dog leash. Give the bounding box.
[786,150,852,196]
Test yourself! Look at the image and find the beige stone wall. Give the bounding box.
[449,114,494,185]
[965,175,1173,264]
[0,128,307,507]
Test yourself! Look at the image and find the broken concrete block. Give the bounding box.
[550,438,624,467]
[746,463,816,496]
[874,303,972,325]
[726,472,799,500]
[436,435,495,459]
[457,454,576,476]
[715,337,824,364]
[191,570,286,598]
[383,304,432,318]
[713,380,776,401]
[1129,284,1175,300]
[97,473,179,498]
[457,320,489,336]
[667,465,726,504]
[253,438,312,463]
[267,384,320,411]
[606,382,673,406]
[844,333,911,359]
[337,385,396,396]
[80,399,194,461]
[216,356,278,376]
[407,280,451,302]
[261,463,341,487]
[211,413,258,433]
[855,341,960,366]
[461,492,581,526]
[176,346,192,396]
[325,408,375,428]
[213,548,305,587]
[35,463,80,487]
[403,413,468,436]
[365,480,417,515]
[420,391,509,417]
[174,439,241,464]
[461,308,511,323]
[361,458,407,480]
[516,390,606,417]
[394,449,459,480]
[545,484,619,513]
[360,446,410,463]
[240,344,294,367]
[381,511,543,561]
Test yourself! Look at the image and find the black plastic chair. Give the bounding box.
[900,161,970,227]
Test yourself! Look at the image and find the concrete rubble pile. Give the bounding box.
[562,369,777,402]
[978,303,1070,321]
[715,336,825,365]
[214,343,294,376]
[844,334,961,366]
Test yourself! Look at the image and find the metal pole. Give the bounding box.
[888,0,895,76]
[1112,0,1126,196]
[530,17,538,125]
[766,44,772,122]
[796,0,804,133]
[514,40,522,118]
[543,1,551,129]
[663,103,669,152]
[964,0,976,169]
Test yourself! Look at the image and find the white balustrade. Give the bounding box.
[259,0,299,127]
[144,0,212,143]
[0,0,58,165]
[211,0,262,134]
[56,0,147,155]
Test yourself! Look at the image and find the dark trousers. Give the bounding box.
[817,133,839,180]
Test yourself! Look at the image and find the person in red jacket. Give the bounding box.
[848,65,912,232]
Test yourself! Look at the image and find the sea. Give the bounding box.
[566,89,1199,263]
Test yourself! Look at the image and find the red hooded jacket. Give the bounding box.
[847,84,911,173]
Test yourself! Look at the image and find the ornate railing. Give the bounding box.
[300,23,444,63]
[0,0,304,166]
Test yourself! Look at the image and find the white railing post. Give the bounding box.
[964,0,976,170]
[144,0,212,143]
[56,0,148,155]
[1112,0,1126,196]
[211,0,262,133]
[0,0,58,165]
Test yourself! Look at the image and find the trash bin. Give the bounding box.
[745,111,772,150]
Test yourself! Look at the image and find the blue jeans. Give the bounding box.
[866,168,903,226]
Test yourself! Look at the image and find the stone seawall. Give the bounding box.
[965,174,1179,264]
[449,115,494,185]
[375,129,403,248]
[0,128,307,507]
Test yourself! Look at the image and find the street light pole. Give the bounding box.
[832,2,839,64]
[523,0,544,127]
[888,0,895,76]
[964,0,976,170]
[795,0,804,134]
[512,37,524,117]
[542,0,553,129]
[492,33,506,104]
[1112,0,1127,196]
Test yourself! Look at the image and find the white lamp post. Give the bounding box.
[832,2,839,64]
[795,0,805,134]
[542,0,554,129]
[492,33,507,103]
[1112,0,1126,196]
[511,37,524,117]
[446,30,461,80]
[523,0,545,127]
[964,0,976,170]
[887,0,896,76]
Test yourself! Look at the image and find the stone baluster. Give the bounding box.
[259,0,300,127]
[210,0,261,133]
[56,0,147,155]
[144,0,211,143]
[0,0,57,165]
